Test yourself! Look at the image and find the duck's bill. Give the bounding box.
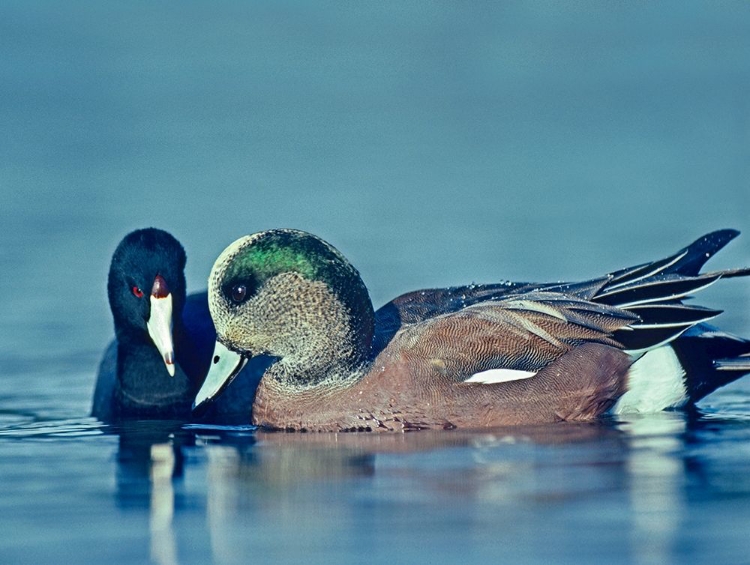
[147,293,175,377]
[192,341,248,413]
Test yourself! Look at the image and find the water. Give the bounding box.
[1,2,750,564]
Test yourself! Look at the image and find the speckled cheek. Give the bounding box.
[220,312,256,352]
[207,302,229,337]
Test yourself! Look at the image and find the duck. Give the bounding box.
[92,228,264,421]
[192,229,750,431]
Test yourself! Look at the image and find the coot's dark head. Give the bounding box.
[107,228,188,375]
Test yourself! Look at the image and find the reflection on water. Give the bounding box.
[0,0,750,565]
[0,3,748,562]
[0,403,748,564]
[24,409,739,565]
[112,422,188,565]
[621,414,687,565]
[149,443,178,565]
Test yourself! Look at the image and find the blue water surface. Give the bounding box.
[1,2,749,564]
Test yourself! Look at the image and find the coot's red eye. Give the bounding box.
[132,286,144,298]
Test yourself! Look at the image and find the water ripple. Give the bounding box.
[0,417,106,440]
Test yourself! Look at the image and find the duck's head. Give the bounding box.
[193,229,375,411]
[107,228,187,376]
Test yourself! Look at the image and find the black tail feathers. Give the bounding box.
[671,325,750,403]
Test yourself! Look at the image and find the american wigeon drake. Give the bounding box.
[92,228,262,421]
[192,229,750,431]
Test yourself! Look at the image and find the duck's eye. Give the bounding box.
[231,284,247,303]
[132,286,144,298]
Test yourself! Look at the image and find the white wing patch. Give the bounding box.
[464,368,537,384]
[611,346,688,414]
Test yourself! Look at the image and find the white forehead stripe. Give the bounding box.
[464,368,537,384]
[208,235,257,304]
[211,236,254,279]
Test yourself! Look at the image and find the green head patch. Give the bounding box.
[220,230,353,300]
[211,229,376,366]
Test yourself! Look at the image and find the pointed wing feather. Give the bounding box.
[589,230,749,350]
[595,273,722,307]
[375,230,748,360]
[715,357,750,371]
[606,229,740,286]
[605,250,689,291]
[391,292,635,382]
[624,304,721,329]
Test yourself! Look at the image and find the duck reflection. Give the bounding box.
[617,412,688,565]
[112,420,193,565]
[200,436,375,563]
[103,408,750,565]
[148,442,178,565]
[683,408,750,491]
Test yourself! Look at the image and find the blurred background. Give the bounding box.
[2,1,748,367]
[1,3,750,565]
